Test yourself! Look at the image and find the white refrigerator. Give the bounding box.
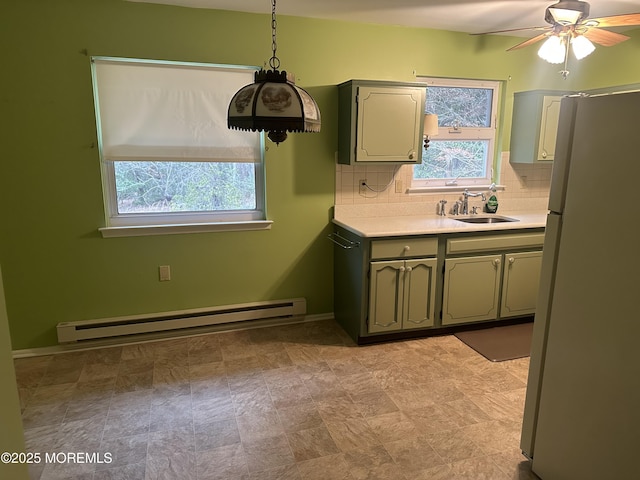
[520,91,640,479]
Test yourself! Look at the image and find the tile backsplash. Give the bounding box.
[335,152,551,215]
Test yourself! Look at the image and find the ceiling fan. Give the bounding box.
[473,1,640,78]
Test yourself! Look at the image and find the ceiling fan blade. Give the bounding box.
[586,13,640,28]
[471,26,549,36]
[507,33,550,51]
[583,28,630,47]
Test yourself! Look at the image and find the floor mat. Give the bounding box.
[454,322,534,362]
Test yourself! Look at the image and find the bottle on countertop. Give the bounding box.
[485,194,499,213]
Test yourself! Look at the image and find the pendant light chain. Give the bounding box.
[560,35,570,80]
[269,0,280,70]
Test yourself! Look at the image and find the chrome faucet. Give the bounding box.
[438,199,447,216]
[462,189,486,215]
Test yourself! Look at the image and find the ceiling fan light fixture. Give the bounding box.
[546,1,590,25]
[549,7,582,24]
[538,35,567,64]
[571,34,596,59]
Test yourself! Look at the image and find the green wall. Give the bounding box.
[1,0,638,349]
[0,267,28,479]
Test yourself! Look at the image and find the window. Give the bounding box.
[412,78,500,189]
[91,57,269,237]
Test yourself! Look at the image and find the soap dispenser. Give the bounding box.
[485,184,499,213]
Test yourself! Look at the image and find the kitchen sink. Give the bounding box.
[455,215,519,224]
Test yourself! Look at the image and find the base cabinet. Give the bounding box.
[442,255,502,325]
[368,258,437,334]
[332,226,545,344]
[442,250,543,325]
[500,251,543,317]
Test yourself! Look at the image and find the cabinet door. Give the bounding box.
[368,260,404,333]
[356,86,423,163]
[537,96,562,161]
[500,251,543,317]
[442,255,501,325]
[510,91,566,164]
[402,258,437,330]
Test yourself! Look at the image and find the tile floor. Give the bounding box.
[14,319,540,480]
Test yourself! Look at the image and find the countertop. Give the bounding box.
[332,211,548,238]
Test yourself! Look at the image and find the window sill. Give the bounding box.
[99,220,273,238]
[406,184,505,194]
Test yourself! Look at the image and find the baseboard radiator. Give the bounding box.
[57,298,307,343]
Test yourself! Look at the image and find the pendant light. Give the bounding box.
[227,0,321,145]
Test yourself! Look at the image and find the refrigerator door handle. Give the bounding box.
[520,213,563,458]
[548,97,579,214]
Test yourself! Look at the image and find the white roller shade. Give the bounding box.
[92,58,260,163]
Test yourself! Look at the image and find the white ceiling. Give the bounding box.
[129,0,640,36]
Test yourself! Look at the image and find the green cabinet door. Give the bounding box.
[500,251,543,317]
[537,96,562,161]
[337,80,426,165]
[368,258,437,333]
[368,260,404,333]
[356,86,424,163]
[442,255,502,325]
[402,258,437,330]
[510,90,566,164]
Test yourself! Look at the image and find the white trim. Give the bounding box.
[418,77,501,89]
[91,57,266,230]
[106,207,265,227]
[413,76,501,189]
[406,184,505,194]
[99,220,273,238]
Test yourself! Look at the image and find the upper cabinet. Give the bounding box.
[337,80,426,165]
[510,90,568,164]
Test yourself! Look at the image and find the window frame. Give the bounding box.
[91,57,271,237]
[411,77,501,191]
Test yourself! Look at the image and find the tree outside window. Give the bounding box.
[413,78,500,188]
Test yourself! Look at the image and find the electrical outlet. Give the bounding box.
[359,179,367,195]
[159,265,171,281]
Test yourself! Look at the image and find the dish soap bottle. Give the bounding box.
[485,194,499,213]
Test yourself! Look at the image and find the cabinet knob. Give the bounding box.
[399,266,406,272]
[509,257,515,264]
[408,152,415,160]
[406,266,413,272]
[541,151,547,159]
[493,258,501,267]
[403,246,410,252]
